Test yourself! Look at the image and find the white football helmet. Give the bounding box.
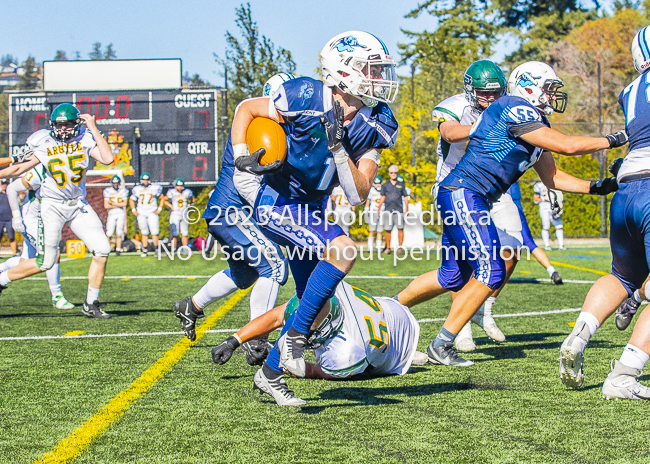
[320,31,399,107]
[263,72,297,97]
[508,61,567,116]
[632,26,650,74]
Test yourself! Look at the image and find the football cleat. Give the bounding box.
[551,271,563,285]
[411,351,429,366]
[615,297,641,331]
[81,300,110,319]
[253,367,306,406]
[277,327,307,378]
[471,306,505,342]
[602,359,650,400]
[52,292,74,310]
[140,251,148,258]
[545,246,552,251]
[241,337,271,366]
[559,321,590,388]
[455,322,476,352]
[173,297,204,342]
[426,342,474,367]
[115,249,121,257]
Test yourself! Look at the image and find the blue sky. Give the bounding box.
[2,0,608,86]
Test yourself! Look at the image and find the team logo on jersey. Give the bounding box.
[263,82,272,95]
[298,82,314,102]
[332,36,367,53]
[516,73,541,88]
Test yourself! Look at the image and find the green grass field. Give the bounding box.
[1,246,649,464]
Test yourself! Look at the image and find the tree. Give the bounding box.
[54,50,68,61]
[216,3,296,119]
[104,43,117,60]
[1,55,17,67]
[89,43,117,60]
[17,56,40,90]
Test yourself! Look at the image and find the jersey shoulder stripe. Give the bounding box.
[432,94,469,122]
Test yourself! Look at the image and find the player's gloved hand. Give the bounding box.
[11,149,32,164]
[211,336,241,365]
[609,158,624,176]
[11,214,25,235]
[234,149,283,175]
[320,100,348,164]
[589,177,618,195]
[605,130,628,149]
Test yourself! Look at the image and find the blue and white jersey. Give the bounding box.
[440,95,549,203]
[265,77,398,204]
[203,134,247,219]
[616,72,650,179]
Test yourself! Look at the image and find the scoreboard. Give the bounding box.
[8,89,219,185]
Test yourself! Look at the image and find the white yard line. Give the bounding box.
[0,307,584,342]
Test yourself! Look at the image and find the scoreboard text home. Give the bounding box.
[9,89,219,185]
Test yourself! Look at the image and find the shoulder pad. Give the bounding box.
[432,94,468,122]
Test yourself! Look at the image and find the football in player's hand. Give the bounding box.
[246,118,287,166]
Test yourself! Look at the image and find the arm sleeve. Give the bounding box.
[508,121,547,138]
[233,170,262,206]
[6,179,27,214]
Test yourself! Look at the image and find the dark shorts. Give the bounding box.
[0,221,15,242]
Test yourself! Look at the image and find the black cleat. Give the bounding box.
[551,271,563,285]
[241,337,272,366]
[115,249,121,256]
[174,297,204,341]
[616,297,641,331]
[81,300,110,319]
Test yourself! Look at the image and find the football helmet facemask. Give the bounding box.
[320,31,399,107]
[508,61,567,116]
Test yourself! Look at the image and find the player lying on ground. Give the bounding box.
[172,73,294,361]
[2,163,74,309]
[397,61,627,367]
[0,104,114,318]
[212,281,424,406]
[232,31,399,380]
[559,28,650,399]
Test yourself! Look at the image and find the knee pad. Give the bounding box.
[39,247,57,271]
[92,237,111,258]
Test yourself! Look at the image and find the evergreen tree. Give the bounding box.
[18,56,40,90]
[54,50,68,61]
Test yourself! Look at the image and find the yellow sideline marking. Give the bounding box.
[63,331,84,337]
[568,322,576,327]
[550,260,607,276]
[388,273,397,276]
[187,277,196,280]
[120,278,130,281]
[33,288,249,464]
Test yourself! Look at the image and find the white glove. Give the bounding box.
[12,214,25,235]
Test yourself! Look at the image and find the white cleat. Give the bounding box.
[411,351,429,365]
[277,328,307,378]
[471,306,505,342]
[52,292,74,310]
[602,360,650,400]
[559,321,589,389]
[253,368,306,406]
[455,322,476,352]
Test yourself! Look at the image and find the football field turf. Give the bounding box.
[2,247,649,463]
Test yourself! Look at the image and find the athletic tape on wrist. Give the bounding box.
[335,159,362,206]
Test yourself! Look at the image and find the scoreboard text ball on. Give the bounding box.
[9,91,219,185]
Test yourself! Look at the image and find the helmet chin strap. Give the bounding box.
[361,96,378,107]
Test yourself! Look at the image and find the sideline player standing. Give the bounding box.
[130,172,163,257]
[364,176,383,250]
[0,103,113,318]
[232,31,399,382]
[330,185,352,236]
[104,175,128,256]
[397,61,627,366]
[559,28,650,398]
[534,181,565,250]
[165,178,194,249]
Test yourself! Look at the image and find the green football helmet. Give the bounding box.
[111,175,121,186]
[463,60,506,110]
[140,172,151,181]
[50,103,81,141]
[284,294,344,349]
[374,176,382,184]
[174,178,185,187]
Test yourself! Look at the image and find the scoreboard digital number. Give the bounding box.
[9,89,218,185]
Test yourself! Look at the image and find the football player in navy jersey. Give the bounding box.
[396,61,627,367]
[232,31,399,391]
[172,74,292,366]
[561,28,650,399]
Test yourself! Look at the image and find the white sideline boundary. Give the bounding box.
[0,307,583,342]
[21,275,598,285]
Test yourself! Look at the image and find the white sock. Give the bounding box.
[249,277,280,321]
[0,256,21,273]
[542,230,550,248]
[47,263,62,294]
[0,271,11,286]
[620,343,650,370]
[556,228,564,248]
[368,236,374,250]
[86,285,100,304]
[633,289,643,303]
[192,270,238,309]
[546,265,556,277]
[576,312,600,338]
[484,296,497,317]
